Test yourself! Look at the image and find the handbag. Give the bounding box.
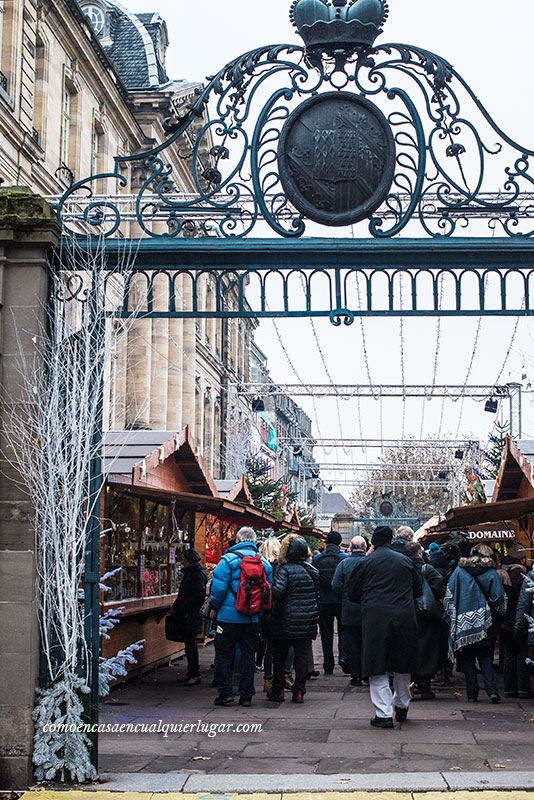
[416,565,444,620]
[165,613,186,642]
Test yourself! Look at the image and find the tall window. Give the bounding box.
[92,123,104,176]
[33,37,46,146]
[60,84,71,166]
[0,0,6,92]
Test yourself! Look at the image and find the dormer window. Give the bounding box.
[82,5,105,35]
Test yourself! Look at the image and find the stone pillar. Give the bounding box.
[149,275,168,429]
[166,274,183,431]
[0,188,60,788]
[125,275,151,429]
[181,276,196,430]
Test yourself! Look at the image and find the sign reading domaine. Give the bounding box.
[466,529,515,541]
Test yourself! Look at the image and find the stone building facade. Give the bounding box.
[0,0,255,786]
[0,0,255,478]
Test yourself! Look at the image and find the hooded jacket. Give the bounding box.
[444,555,507,655]
[272,536,320,639]
[210,541,273,624]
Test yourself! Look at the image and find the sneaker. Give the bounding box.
[266,690,285,702]
[238,698,252,707]
[350,677,363,687]
[183,676,201,686]
[490,694,502,704]
[467,697,478,703]
[394,706,408,722]
[292,691,304,704]
[264,678,273,693]
[284,672,294,689]
[370,716,394,729]
[214,695,234,706]
[307,670,320,679]
[324,669,334,675]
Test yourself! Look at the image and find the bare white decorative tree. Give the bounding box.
[2,236,146,782]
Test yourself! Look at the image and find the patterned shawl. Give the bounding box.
[444,556,507,656]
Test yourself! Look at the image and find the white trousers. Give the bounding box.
[369,673,411,719]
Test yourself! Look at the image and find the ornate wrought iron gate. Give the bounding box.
[55,0,534,770]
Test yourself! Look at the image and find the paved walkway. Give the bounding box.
[95,641,534,787]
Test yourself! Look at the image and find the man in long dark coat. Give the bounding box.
[348,526,422,728]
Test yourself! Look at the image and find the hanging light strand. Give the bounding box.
[455,316,484,438]
[420,274,444,439]
[398,274,407,438]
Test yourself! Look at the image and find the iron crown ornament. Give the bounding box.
[57,0,534,240]
[290,0,389,65]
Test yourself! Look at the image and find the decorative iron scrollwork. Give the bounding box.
[57,3,534,239]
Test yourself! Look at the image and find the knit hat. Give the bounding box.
[326,531,342,545]
[372,526,393,548]
[184,548,201,564]
[428,542,442,555]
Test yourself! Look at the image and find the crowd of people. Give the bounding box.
[170,524,534,727]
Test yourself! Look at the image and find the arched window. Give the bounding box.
[82,5,105,35]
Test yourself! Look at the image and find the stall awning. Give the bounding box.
[106,482,280,530]
[429,497,534,534]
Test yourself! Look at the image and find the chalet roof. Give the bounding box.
[428,496,534,534]
[214,476,253,504]
[492,437,534,502]
[103,426,217,496]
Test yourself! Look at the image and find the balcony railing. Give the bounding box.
[0,71,7,92]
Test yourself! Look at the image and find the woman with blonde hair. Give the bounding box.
[257,537,284,691]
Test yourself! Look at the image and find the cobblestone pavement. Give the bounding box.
[97,642,534,777]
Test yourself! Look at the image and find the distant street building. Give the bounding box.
[316,491,356,545]
[249,341,320,514]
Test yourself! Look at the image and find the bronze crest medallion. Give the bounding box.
[277,91,396,227]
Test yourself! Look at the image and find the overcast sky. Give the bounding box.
[122,0,534,490]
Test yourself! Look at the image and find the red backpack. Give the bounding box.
[233,555,272,616]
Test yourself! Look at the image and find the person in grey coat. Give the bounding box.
[332,535,367,685]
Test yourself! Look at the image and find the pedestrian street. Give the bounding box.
[93,642,534,781]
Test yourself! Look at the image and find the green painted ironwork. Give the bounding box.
[56,237,534,325]
[56,38,534,239]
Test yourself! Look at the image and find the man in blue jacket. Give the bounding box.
[210,526,273,706]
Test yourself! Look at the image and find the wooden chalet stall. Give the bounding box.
[100,428,281,680]
[423,438,534,563]
[100,426,219,676]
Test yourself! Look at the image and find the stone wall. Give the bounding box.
[0,188,59,789]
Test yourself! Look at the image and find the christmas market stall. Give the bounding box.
[418,438,534,564]
[100,429,282,680]
[100,426,219,677]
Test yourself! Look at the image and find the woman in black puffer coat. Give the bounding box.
[267,535,320,704]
